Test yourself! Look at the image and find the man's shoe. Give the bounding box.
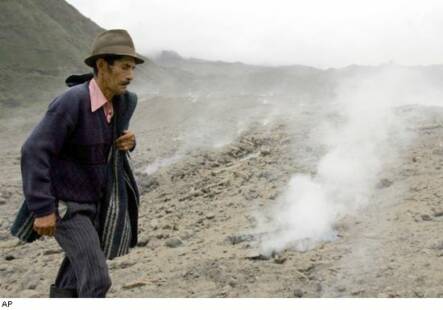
[49,284,77,298]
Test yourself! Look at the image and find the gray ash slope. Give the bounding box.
[0,0,103,109]
[2,89,443,296]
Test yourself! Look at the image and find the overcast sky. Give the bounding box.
[66,0,443,68]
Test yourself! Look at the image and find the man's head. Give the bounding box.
[93,55,136,96]
[84,29,144,97]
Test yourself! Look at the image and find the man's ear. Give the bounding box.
[96,58,106,74]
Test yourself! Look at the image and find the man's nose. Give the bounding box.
[127,68,134,81]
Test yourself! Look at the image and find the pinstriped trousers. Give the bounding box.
[53,200,112,298]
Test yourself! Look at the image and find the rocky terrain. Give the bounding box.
[1,86,443,297]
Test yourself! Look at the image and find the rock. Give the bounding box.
[410,186,421,192]
[433,210,443,217]
[137,236,150,247]
[298,263,315,273]
[165,238,183,248]
[267,193,278,200]
[0,233,10,242]
[351,289,364,296]
[155,233,169,239]
[139,177,159,194]
[150,219,159,230]
[43,249,63,255]
[260,148,271,156]
[377,178,393,189]
[432,241,443,250]
[0,198,6,205]
[122,281,147,290]
[243,190,259,200]
[162,224,172,230]
[293,289,304,298]
[273,255,287,264]
[20,289,41,298]
[182,268,201,280]
[116,261,137,269]
[414,291,424,298]
[179,230,195,240]
[226,234,254,245]
[3,190,13,199]
[258,171,273,181]
[245,252,271,261]
[0,239,19,249]
[148,239,162,250]
[206,213,215,220]
[228,278,237,288]
[337,286,346,292]
[5,255,15,261]
[220,285,231,296]
[22,276,40,290]
[421,214,432,221]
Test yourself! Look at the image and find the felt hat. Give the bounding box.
[84,29,145,67]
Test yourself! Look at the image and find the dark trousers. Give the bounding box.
[53,201,112,297]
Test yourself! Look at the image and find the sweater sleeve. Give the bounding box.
[20,95,77,218]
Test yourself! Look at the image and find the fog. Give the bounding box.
[66,0,443,68]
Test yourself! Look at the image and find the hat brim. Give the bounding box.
[84,53,145,67]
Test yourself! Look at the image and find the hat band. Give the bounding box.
[92,45,138,57]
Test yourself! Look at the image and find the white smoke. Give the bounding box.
[259,66,442,255]
[144,154,183,175]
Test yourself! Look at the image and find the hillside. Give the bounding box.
[0,0,105,109]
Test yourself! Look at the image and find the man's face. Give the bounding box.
[100,56,136,96]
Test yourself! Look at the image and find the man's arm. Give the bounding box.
[21,100,76,220]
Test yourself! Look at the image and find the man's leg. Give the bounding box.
[54,202,111,298]
[50,256,78,297]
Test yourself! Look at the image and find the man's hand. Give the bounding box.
[115,130,136,152]
[33,213,57,236]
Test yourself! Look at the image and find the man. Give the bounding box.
[17,29,143,297]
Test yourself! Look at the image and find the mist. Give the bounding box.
[66,0,443,68]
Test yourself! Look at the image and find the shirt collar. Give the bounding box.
[89,78,109,112]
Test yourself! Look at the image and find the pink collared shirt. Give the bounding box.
[89,78,113,123]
